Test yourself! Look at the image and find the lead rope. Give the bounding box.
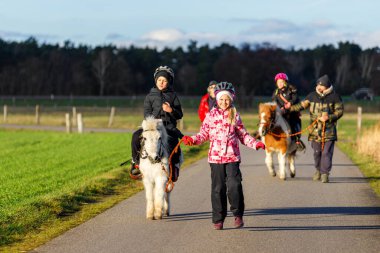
[321,121,326,152]
[265,118,319,138]
[164,139,183,193]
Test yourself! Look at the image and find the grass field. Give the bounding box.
[0,130,208,251]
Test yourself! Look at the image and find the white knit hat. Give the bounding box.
[216,90,233,101]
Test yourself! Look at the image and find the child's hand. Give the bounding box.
[256,142,265,150]
[182,136,194,146]
[162,102,173,113]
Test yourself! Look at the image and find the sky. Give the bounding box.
[0,0,379,50]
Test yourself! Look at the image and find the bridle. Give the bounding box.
[259,109,276,136]
[140,129,165,164]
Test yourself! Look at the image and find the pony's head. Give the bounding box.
[258,102,277,136]
[141,117,168,163]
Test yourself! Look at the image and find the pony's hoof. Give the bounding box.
[270,171,276,177]
[147,216,154,220]
[280,176,286,180]
[154,215,163,220]
[290,172,296,178]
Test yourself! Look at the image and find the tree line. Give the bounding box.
[0,37,379,102]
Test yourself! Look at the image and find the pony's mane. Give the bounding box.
[142,116,163,131]
[259,102,290,134]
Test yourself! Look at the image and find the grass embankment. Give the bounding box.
[0,130,208,252]
[335,114,380,196]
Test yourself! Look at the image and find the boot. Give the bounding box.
[171,165,179,182]
[130,163,142,180]
[313,170,321,181]
[296,136,306,152]
[321,174,329,183]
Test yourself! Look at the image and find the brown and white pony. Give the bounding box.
[258,102,297,180]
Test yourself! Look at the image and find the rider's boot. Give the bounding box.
[130,162,142,179]
[295,136,306,152]
[171,164,179,182]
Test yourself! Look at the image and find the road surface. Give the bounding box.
[33,140,380,253]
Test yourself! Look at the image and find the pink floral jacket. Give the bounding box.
[190,107,260,164]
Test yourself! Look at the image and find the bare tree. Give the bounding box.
[313,58,323,79]
[92,49,113,96]
[335,55,351,90]
[359,51,375,86]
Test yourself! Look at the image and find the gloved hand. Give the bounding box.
[256,141,266,150]
[182,136,194,146]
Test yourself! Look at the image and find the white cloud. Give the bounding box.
[142,29,184,43]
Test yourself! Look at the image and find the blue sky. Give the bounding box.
[0,0,379,49]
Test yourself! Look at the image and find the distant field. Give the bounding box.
[1,95,379,112]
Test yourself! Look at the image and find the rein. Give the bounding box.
[164,139,183,193]
[259,111,326,151]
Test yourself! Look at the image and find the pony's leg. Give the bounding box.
[153,176,166,220]
[163,192,170,216]
[265,151,276,177]
[143,179,154,220]
[278,152,287,180]
[289,153,296,178]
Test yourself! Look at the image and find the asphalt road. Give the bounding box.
[33,140,380,253]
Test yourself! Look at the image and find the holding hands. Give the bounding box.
[182,136,194,146]
[256,141,266,150]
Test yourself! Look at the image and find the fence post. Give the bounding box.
[65,113,71,133]
[72,107,77,127]
[3,105,7,123]
[35,105,40,125]
[108,106,115,127]
[77,113,83,133]
[357,106,362,144]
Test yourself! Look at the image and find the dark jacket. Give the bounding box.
[144,86,183,138]
[290,86,344,142]
[272,84,300,121]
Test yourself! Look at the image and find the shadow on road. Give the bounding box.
[166,206,380,222]
[244,225,380,231]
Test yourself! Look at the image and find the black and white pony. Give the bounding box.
[139,117,172,219]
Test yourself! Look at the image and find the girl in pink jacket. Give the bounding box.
[182,82,265,230]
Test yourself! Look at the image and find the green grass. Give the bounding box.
[0,130,208,251]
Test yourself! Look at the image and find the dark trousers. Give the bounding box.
[210,162,244,223]
[131,128,181,165]
[288,116,301,141]
[311,140,335,174]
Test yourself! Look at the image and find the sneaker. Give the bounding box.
[321,174,329,183]
[234,216,244,228]
[213,222,223,230]
[313,170,321,181]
